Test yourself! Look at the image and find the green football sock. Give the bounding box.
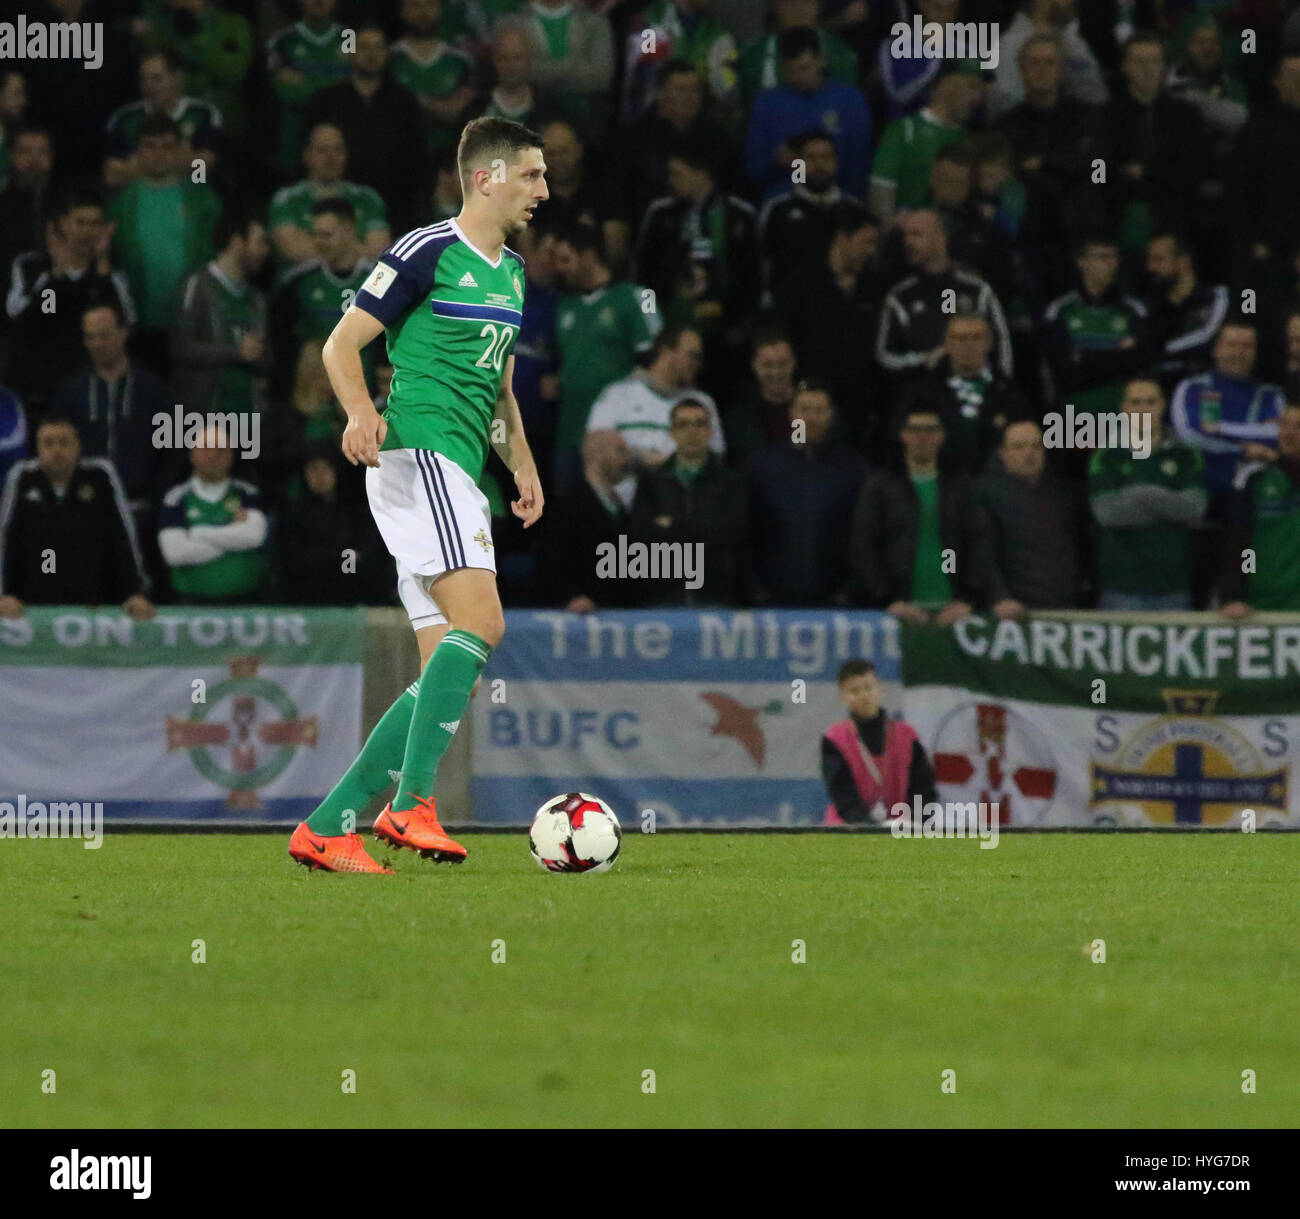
[305,679,419,837]
[394,629,491,810]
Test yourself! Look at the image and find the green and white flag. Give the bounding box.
[902,616,1298,827]
[0,608,363,824]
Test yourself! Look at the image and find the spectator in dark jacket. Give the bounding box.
[774,204,883,448]
[746,379,866,606]
[276,445,392,606]
[849,402,991,622]
[5,187,135,414]
[541,428,643,612]
[49,302,176,505]
[634,137,759,395]
[1218,403,1300,616]
[976,419,1087,614]
[897,313,1030,477]
[629,398,750,607]
[1100,31,1210,251]
[0,415,153,617]
[303,24,425,221]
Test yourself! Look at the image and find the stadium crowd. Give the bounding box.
[2,0,1300,621]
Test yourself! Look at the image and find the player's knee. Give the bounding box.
[458,610,505,649]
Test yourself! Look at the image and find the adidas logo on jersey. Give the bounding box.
[458,271,478,287]
[439,720,460,734]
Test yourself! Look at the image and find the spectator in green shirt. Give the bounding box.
[849,403,990,622]
[105,50,222,191]
[1219,404,1300,617]
[552,220,662,488]
[390,0,478,157]
[268,123,391,267]
[868,71,982,221]
[141,0,254,142]
[737,0,859,113]
[267,0,352,176]
[107,114,221,374]
[158,426,269,604]
[1089,377,1206,611]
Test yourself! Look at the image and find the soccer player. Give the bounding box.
[288,117,548,874]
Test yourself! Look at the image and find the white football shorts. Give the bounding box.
[365,448,496,628]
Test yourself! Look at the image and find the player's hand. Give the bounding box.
[1221,601,1252,620]
[0,594,24,619]
[993,598,1025,620]
[565,595,596,614]
[511,463,544,528]
[342,407,386,468]
[1242,442,1277,462]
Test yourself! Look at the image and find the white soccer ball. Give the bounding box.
[529,792,622,874]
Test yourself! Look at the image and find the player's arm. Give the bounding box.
[323,305,387,467]
[492,354,543,528]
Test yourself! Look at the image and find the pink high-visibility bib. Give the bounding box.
[823,717,917,825]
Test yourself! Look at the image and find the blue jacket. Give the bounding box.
[746,80,872,202]
[1170,370,1282,497]
[0,388,27,489]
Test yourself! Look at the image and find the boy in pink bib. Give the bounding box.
[821,660,936,824]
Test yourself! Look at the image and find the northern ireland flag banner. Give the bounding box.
[473,610,903,826]
[901,616,1300,827]
[0,607,364,824]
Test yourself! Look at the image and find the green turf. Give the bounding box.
[2,832,1297,1128]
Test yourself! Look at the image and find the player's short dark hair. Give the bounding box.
[837,660,876,684]
[555,220,605,262]
[778,26,821,61]
[311,196,358,226]
[138,112,181,142]
[213,209,262,253]
[457,117,544,189]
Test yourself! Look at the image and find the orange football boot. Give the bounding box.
[288,823,394,874]
[373,794,468,863]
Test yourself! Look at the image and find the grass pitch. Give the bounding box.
[2,831,1296,1128]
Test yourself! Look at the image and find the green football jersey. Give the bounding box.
[1245,465,1300,610]
[160,476,267,599]
[1089,438,1205,596]
[554,282,661,447]
[355,218,525,481]
[267,179,389,260]
[106,97,221,158]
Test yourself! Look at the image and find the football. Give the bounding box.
[529,792,622,874]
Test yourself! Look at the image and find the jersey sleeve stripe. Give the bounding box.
[391,222,454,260]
